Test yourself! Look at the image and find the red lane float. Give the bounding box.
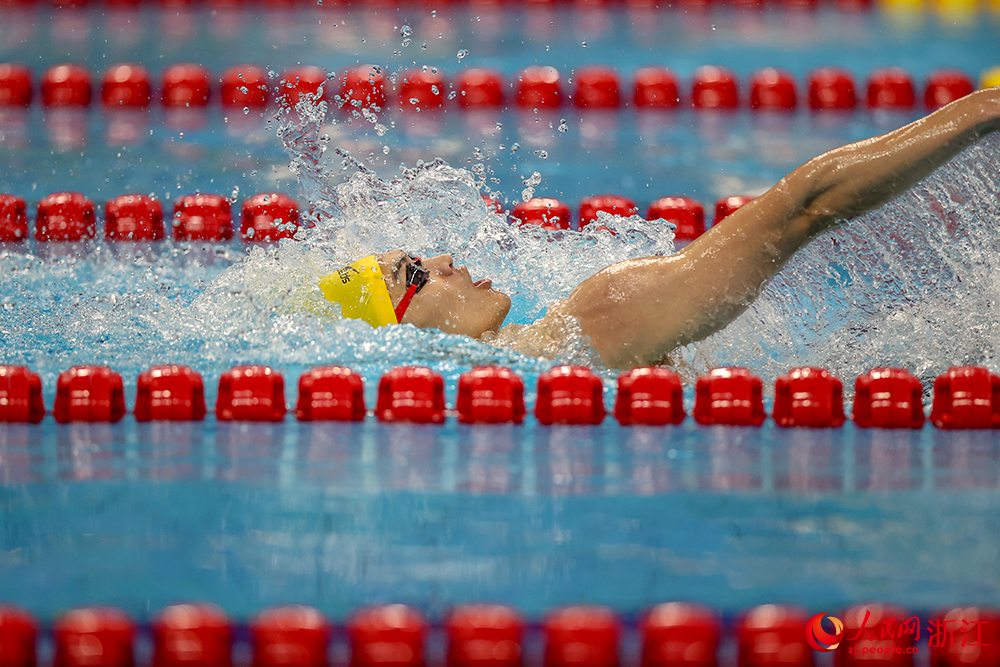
[0,63,32,107]
[633,67,680,109]
[162,63,211,108]
[930,607,1000,667]
[456,68,505,108]
[647,196,705,244]
[930,366,1000,430]
[0,605,37,667]
[738,605,812,667]
[152,603,233,667]
[105,193,165,241]
[773,367,846,428]
[399,68,445,111]
[53,366,126,424]
[295,366,366,422]
[808,67,857,111]
[339,65,389,112]
[376,367,447,424]
[544,606,619,667]
[836,604,915,667]
[135,365,207,422]
[172,194,233,242]
[615,367,685,426]
[750,68,797,110]
[517,66,562,109]
[535,365,606,425]
[867,68,916,111]
[694,367,765,426]
[349,605,427,667]
[852,368,925,428]
[714,196,753,224]
[511,197,572,230]
[0,366,45,423]
[456,366,526,424]
[691,66,738,110]
[0,194,28,242]
[101,64,152,108]
[641,602,718,667]
[36,192,97,242]
[279,66,327,108]
[446,604,524,667]
[216,365,287,422]
[578,194,638,228]
[924,69,974,111]
[251,606,332,667]
[240,192,299,242]
[42,64,92,107]
[221,64,270,110]
[574,66,620,108]
[53,607,136,667]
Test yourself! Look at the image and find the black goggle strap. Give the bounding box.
[394,257,428,322]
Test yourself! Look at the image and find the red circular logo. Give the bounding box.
[806,613,845,652]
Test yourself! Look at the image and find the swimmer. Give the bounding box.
[322,86,1000,370]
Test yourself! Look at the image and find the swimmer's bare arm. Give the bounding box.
[556,86,1000,370]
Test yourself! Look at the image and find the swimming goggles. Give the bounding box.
[393,255,429,322]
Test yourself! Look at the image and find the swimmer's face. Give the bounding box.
[377,251,511,338]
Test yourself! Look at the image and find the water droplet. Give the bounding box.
[522,171,542,187]
[711,23,717,29]
[230,186,240,203]
[581,41,587,47]
[243,106,250,114]
[495,122,503,131]
[421,42,428,50]
[400,24,412,36]
[402,38,412,47]
[511,142,520,153]
[457,49,469,60]
[383,146,390,154]
[534,149,548,159]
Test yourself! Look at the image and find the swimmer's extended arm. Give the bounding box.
[559,86,1000,370]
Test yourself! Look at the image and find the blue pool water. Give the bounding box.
[3,419,1000,622]
[2,0,1000,629]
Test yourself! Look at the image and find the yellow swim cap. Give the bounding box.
[318,255,398,328]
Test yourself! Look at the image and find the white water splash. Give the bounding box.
[676,133,1000,396]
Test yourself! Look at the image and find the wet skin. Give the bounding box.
[376,251,511,339]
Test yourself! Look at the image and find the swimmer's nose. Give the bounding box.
[427,254,455,276]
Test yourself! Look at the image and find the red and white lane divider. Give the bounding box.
[0,602,996,667]
[0,191,299,242]
[0,62,982,113]
[0,190,750,244]
[0,362,996,428]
